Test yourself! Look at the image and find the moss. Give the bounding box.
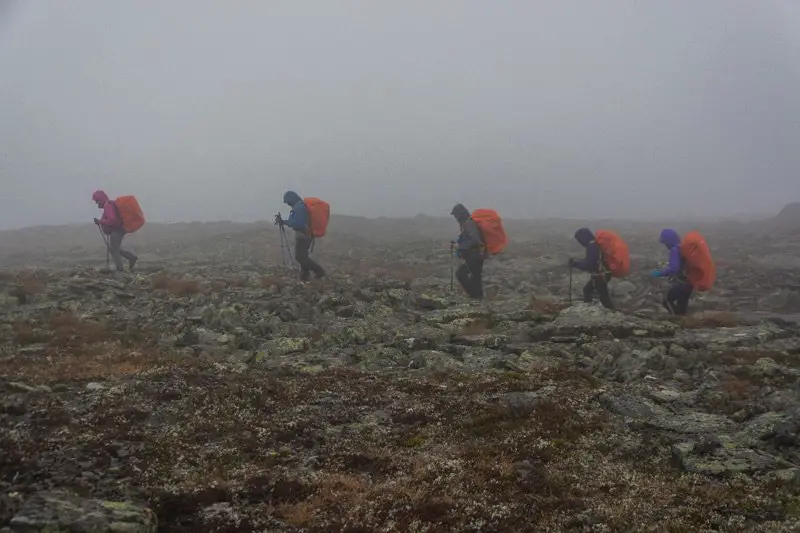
[398,434,426,448]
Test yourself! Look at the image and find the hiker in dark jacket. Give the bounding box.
[277,191,325,282]
[92,190,137,272]
[569,228,613,309]
[650,228,692,315]
[451,203,485,299]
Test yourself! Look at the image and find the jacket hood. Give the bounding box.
[659,228,681,249]
[450,203,471,223]
[574,228,595,247]
[283,191,302,206]
[92,190,109,204]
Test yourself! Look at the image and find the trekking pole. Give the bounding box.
[97,225,110,270]
[275,217,298,271]
[568,259,573,304]
[449,242,455,291]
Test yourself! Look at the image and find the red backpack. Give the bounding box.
[114,196,145,233]
[471,209,508,255]
[680,231,716,291]
[304,197,330,238]
[595,230,630,277]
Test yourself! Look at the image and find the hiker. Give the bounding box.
[276,191,326,282]
[451,203,485,299]
[650,228,716,315]
[650,229,692,315]
[93,190,138,272]
[569,228,614,309]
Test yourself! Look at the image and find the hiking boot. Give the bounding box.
[314,269,326,279]
[129,256,138,271]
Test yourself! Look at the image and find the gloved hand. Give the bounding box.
[649,270,662,278]
[455,249,463,259]
[93,218,100,225]
[568,258,576,267]
[274,214,284,227]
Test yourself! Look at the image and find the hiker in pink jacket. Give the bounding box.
[93,190,137,271]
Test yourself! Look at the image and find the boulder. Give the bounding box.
[7,491,156,533]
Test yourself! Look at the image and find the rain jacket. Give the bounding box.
[657,229,685,278]
[451,204,484,254]
[93,190,122,234]
[283,191,309,235]
[571,228,602,273]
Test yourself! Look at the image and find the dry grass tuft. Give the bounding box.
[674,311,749,329]
[48,312,111,347]
[277,473,370,527]
[461,318,492,336]
[260,276,286,290]
[12,322,49,345]
[529,297,568,314]
[0,345,163,382]
[8,272,48,304]
[151,273,204,296]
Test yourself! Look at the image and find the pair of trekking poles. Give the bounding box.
[97,225,111,271]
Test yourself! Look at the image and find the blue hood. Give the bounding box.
[283,191,302,207]
[659,228,681,249]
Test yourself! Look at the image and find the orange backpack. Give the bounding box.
[304,197,330,238]
[680,230,716,291]
[471,209,508,255]
[114,196,145,234]
[595,230,630,278]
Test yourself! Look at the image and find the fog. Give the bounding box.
[1,0,799,230]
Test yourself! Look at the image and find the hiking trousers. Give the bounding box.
[295,234,325,282]
[109,230,137,271]
[456,251,485,299]
[584,273,613,310]
[665,281,693,315]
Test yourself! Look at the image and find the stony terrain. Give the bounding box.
[1,215,799,532]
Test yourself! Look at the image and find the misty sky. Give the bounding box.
[1,0,799,229]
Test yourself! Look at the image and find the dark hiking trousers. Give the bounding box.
[456,250,485,299]
[295,234,325,282]
[665,281,693,315]
[109,230,137,271]
[584,273,614,310]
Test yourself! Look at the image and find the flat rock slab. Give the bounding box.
[672,438,786,476]
[530,303,676,341]
[647,412,736,435]
[422,305,491,325]
[8,490,157,532]
[673,322,791,349]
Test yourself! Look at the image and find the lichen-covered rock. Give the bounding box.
[407,350,463,370]
[422,305,491,325]
[671,438,785,476]
[8,491,156,532]
[530,303,676,341]
[259,336,311,356]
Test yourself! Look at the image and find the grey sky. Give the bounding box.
[1,0,799,230]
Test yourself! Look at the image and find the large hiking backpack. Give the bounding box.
[595,230,630,278]
[680,230,716,291]
[114,196,145,234]
[304,197,330,238]
[471,209,508,255]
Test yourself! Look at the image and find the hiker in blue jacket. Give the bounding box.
[451,203,485,299]
[650,228,692,315]
[276,191,325,282]
[570,228,613,309]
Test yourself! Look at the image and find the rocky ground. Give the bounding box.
[1,216,799,532]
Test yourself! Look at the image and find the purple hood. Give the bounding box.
[659,229,681,249]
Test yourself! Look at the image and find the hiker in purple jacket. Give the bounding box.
[650,228,692,315]
[93,190,137,272]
